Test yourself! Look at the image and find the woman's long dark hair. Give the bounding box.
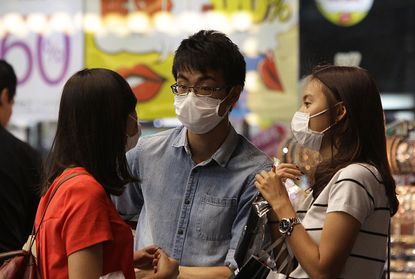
[310,65,399,216]
[41,68,137,196]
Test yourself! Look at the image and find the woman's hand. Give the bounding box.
[134,245,160,269]
[255,163,302,216]
[152,250,179,279]
[136,247,179,279]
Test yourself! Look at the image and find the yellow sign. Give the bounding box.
[85,0,298,122]
[85,33,175,120]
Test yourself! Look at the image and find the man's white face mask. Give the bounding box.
[174,92,231,134]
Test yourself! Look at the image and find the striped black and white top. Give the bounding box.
[289,163,390,279]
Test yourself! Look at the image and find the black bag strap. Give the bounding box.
[28,172,87,250]
[234,204,261,267]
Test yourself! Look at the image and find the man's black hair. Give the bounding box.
[172,30,246,87]
[0,60,17,101]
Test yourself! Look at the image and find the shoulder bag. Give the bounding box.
[0,172,84,279]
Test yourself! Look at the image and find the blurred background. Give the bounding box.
[1,0,415,277]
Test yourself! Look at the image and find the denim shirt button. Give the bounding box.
[184,199,190,205]
[178,229,184,235]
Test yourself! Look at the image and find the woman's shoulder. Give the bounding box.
[54,168,106,198]
[336,163,382,184]
[332,163,387,204]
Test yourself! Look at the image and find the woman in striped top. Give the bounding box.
[255,65,399,279]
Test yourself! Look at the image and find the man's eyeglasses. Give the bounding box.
[170,84,229,97]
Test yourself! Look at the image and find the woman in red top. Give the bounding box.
[35,69,178,279]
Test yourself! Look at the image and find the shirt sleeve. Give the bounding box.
[326,168,374,224]
[60,176,113,256]
[111,144,144,222]
[226,163,272,270]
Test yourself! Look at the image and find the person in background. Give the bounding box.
[112,30,273,279]
[36,68,178,279]
[0,59,41,260]
[255,65,399,278]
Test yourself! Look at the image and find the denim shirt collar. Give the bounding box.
[172,125,239,168]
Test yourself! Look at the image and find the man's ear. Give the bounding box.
[218,85,243,117]
[0,88,9,106]
[336,103,347,122]
[229,85,242,105]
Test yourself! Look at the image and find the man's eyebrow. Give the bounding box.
[176,73,189,81]
[198,75,216,82]
[177,73,217,83]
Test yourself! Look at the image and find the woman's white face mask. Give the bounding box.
[125,116,141,152]
[290,108,334,151]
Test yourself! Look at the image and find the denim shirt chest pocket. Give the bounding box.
[195,194,237,241]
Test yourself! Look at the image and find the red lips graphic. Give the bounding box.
[118,64,165,102]
[258,51,284,92]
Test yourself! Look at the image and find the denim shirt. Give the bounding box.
[112,125,273,269]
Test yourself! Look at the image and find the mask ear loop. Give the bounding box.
[216,87,235,117]
[309,101,344,119]
[310,101,345,134]
[127,114,141,137]
[309,107,329,119]
[318,122,337,134]
[329,101,346,131]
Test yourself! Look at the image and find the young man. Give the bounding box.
[0,60,42,258]
[113,30,273,279]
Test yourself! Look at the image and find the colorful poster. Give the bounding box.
[85,0,299,121]
[0,0,298,125]
[245,4,299,123]
[0,0,84,124]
